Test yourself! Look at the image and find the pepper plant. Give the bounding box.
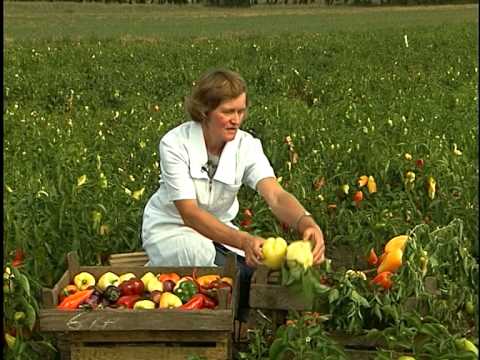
[267,313,348,359]
[278,218,478,355]
[3,262,56,360]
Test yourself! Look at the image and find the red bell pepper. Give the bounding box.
[119,279,144,296]
[353,191,363,206]
[198,294,217,309]
[12,248,24,268]
[180,293,204,310]
[371,271,393,290]
[368,248,378,266]
[117,295,141,309]
[57,289,94,310]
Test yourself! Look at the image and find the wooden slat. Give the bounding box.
[343,348,378,360]
[109,251,148,260]
[108,258,149,267]
[39,308,233,332]
[330,332,385,348]
[222,253,237,278]
[249,283,313,311]
[217,287,231,311]
[108,251,149,267]
[253,265,269,284]
[328,243,364,270]
[328,331,419,354]
[71,341,229,360]
[42,270,70,308]
[64,330,229,343]
[42,288,56,308]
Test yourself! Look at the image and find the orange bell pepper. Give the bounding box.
[157,272,180,284]
[220,277,233,286]
[59,284,79,302]
[196,275,220,288]
[57,289,94,310]
[357,175,368,188]
[377,248,403,274]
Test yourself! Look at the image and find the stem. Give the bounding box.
[359,268,377,274]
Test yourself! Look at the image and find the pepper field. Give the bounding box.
[3,3,479,359]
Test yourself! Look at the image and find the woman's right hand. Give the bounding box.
[240,232,265,268]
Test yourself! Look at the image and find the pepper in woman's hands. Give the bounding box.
[241,232,264,268]
[302,226,325,264]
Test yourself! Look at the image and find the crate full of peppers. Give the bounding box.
[39,251,238,333]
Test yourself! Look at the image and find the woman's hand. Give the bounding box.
[240,232,265,268]
[302,226,325,264]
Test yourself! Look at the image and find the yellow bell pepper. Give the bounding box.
[73,272,96,291]
[262,237,288,270]
[286,240,313,270]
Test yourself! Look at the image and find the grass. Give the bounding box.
[4,2,478,41]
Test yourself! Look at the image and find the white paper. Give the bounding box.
[222,244,245,258]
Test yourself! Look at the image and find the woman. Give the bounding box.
[142,68,325,317]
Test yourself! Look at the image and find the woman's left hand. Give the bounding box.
[302,226,325,264]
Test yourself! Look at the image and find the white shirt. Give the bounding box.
[143,121,276,255]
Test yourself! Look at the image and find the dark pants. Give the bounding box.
[214,243,253,322]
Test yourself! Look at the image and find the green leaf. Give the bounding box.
[311,276,330,295]
[11,268,31,298]
[275,324,287,339]
[307,326,322,337]
[20,297,36,332]
[290,265,303,281]
[328,288,339,304]
[301,271,315,304]
[281,265,290,286]
[269,338,287,360]
[373,304,382,321]
[351,290,370,308]
[419,323,447,338]
[31,340,58,354]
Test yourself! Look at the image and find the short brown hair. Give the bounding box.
[185,68,248,123]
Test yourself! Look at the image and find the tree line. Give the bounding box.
[7,0,477,8]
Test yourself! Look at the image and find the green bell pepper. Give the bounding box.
[103,285,121,303]
[174,280,198,303]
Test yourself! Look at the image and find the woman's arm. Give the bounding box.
[256,177,325,264]
[174,199,265,268]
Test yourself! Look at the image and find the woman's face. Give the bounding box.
[205,92,247,144]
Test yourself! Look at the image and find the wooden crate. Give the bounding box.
[40,251,239,360]
[108,251,149,267]
[249,265,315,311]
[248,243,360,312]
